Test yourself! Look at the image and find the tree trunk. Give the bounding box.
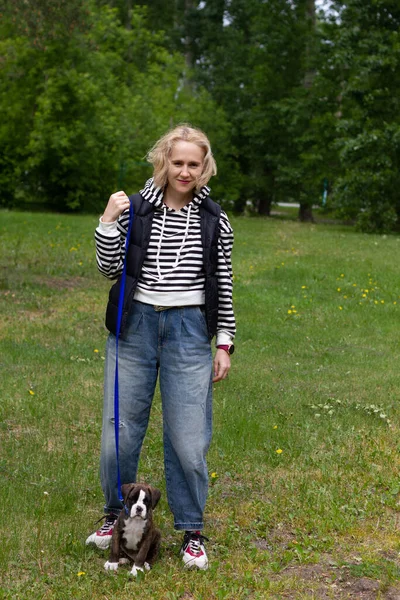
[298,0,316,221]
[299,203,314,223]
[303,0,316,88]
[125,0,132,30]
[258,196,272,216]
[184,0,195,72]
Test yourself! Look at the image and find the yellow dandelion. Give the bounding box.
[77,571,86,577]
[276,449,283,454]
[301,285,307,289]
[288,310,292,315]
[339,306,343,310]
[340,274,344,277]
[273,425,278,430]
[94,349,99,353]
[29,390,35,395]
[69,247,78,252]
[343,295,348,299]
[374,300,379,304]
[381,300,385,304]
[394,302,397,305]
[337,288,341,292]
[362,294,366,298]
[211,472,218,479]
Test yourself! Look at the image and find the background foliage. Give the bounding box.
[1,0,400,231]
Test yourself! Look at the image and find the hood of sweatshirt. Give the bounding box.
[139,177,210,211]
[138,178,211,281]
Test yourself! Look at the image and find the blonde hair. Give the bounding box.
[147,124,217,190]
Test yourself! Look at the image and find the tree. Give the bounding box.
[321,0,400,232]
[0,1,238,212]
[182,0,319,215]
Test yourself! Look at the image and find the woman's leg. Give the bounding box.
[100,302,159,514]
[159,306,213,531]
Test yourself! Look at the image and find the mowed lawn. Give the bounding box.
[1,209,400,599]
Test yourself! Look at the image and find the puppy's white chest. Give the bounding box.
[122,518,147,551]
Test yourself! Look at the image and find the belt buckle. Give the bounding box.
[154,305,168,312]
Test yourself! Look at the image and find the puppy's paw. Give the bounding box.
[129,564,144,577]
[118,557,130,565]
[144,562,151,571]
[104,561,119,571]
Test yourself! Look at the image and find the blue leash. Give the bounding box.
[114,200,134,503]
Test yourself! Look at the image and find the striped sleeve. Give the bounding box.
[216,210,236,344]
[94,211,130,279]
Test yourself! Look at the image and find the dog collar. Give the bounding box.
[123,504,129,516]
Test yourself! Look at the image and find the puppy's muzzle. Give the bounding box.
[132,504,146,519]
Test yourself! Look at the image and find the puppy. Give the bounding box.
[104,483,161,577]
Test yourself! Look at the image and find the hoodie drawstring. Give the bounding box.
[172,203,191,270]
[156,204,167,280]
[155,203,192,280]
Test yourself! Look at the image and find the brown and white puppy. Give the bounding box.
[104,483,161,577]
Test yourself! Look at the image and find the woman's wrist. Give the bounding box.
[216,344,234,356]
[100,214,117,224]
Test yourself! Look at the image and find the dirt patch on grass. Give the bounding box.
[270,560,400,599]
[252,530,400,599]
[255,526,298,551]
[35,275,87,290]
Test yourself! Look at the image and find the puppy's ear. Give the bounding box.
[150,487,161,509]
[121,483,136,502]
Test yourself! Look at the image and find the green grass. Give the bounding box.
[1,209,400,599]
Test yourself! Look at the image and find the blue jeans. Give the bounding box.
[100,301,213,531]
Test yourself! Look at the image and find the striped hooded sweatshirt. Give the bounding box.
[95,178,235,346]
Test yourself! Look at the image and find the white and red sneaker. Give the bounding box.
[85,514,118,550]
[181,531,209,570]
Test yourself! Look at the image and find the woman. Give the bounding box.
[86,125,235,570]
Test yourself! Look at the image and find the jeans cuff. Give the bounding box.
[174,522,204,531]
[104,505,122,516]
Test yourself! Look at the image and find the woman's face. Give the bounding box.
[167,141,205,197]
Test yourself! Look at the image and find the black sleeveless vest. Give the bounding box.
[105,193,221,339]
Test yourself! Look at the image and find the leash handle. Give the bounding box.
[114,200,134,503]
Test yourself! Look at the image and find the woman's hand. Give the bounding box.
[213,348,231,383]
[102,191,131,223]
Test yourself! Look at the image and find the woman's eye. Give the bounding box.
[172,161,200,168]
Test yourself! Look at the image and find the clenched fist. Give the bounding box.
[102,191,131,223]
